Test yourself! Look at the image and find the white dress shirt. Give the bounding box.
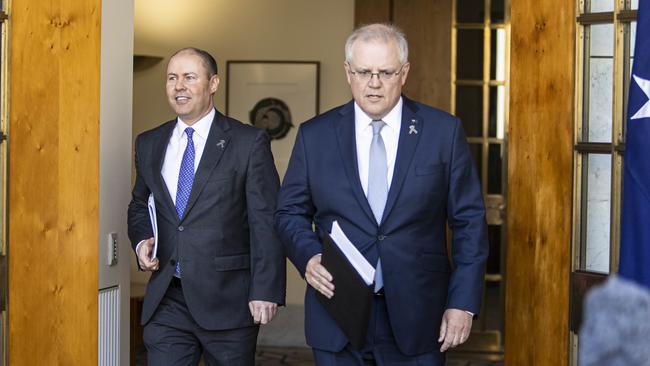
[161,108,215,204]
[355,98,402,196]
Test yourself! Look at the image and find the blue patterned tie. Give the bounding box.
[174,127,195,276]
[368,120,387,292]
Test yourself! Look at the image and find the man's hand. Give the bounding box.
[248,301,278,325]
[438,308,473,352]
[136,238,159,271]
[305,254,334,298]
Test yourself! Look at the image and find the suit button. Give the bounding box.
[170,259,176,266]
[378,235,385,241]
[178,226,184,231]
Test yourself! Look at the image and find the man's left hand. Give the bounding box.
[438,308,473,352]
[248,301,278,325]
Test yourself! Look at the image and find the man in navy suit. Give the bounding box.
[128,48,285,365]
[275,24,488,365]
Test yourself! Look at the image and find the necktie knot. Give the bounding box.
[185,127,195,140]
[371,120,385,136]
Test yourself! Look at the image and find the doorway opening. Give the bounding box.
[451,0,509,361]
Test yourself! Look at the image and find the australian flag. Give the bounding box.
[620,0,650,289]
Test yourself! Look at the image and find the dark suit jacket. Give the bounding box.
[275,97,488,356]
[128,110,286,330]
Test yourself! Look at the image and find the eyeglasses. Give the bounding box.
[347,64,406,82]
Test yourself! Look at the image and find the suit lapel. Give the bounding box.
[180,111,230,222]
[150,121,178,223]
[381,98,422,224]
[334,102,377,225]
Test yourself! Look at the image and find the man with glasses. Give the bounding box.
[276,24,488,365]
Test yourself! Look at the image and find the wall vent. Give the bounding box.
[98,286,120,365]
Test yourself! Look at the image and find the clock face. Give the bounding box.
[249,98,293,140]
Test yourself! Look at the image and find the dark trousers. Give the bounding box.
[313,296,444,366]
[143,278,258,366]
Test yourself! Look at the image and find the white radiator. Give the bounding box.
[98,286,120,365]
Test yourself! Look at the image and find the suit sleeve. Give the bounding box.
[246,130,286,305]
[445,118,489,315]
[127,134,153,260]
[274,126,322,276]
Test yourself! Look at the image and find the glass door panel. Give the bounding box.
[452,0,509,360]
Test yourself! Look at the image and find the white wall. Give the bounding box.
[99,1,134,364]
[132,0,355,305]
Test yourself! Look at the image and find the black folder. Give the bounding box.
[316,234,374,349]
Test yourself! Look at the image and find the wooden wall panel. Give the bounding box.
[355,0,452,111]
[506,0,574,365]
[393,0,451,111]
[355,0,391,26]
[8,0,100,364]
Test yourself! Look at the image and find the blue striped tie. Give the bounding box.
[174,127,195,276]
[368,120,387,292]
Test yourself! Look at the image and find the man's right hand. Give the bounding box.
[136,237,159,271]
[305,254,334,298]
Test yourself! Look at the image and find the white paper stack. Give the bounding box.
[330,221,375,285]
[147,193,159,260]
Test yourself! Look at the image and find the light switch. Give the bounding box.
[107,232,118,266]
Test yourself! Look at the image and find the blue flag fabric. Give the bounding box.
[620,1,650,289]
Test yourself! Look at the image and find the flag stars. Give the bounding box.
[631,74,650,120]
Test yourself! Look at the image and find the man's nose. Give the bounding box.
[368,74,382,87]
[174,79,186,90]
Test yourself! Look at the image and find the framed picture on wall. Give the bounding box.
[226,60,320,179]
[226,60,320,139]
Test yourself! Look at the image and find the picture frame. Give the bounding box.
[226,60,320,179]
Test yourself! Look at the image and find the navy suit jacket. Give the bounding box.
[275,97,488,356]
[128,111,286,330]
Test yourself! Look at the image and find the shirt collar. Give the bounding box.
[175,108,215,140]
[354,97,403,132]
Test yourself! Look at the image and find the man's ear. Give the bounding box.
[210,74,220,94]
[399,62,410,86]
[344,61,352,85]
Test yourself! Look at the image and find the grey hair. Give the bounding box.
[345,23,409,65]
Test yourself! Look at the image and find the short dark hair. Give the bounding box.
[170,47,218,76]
